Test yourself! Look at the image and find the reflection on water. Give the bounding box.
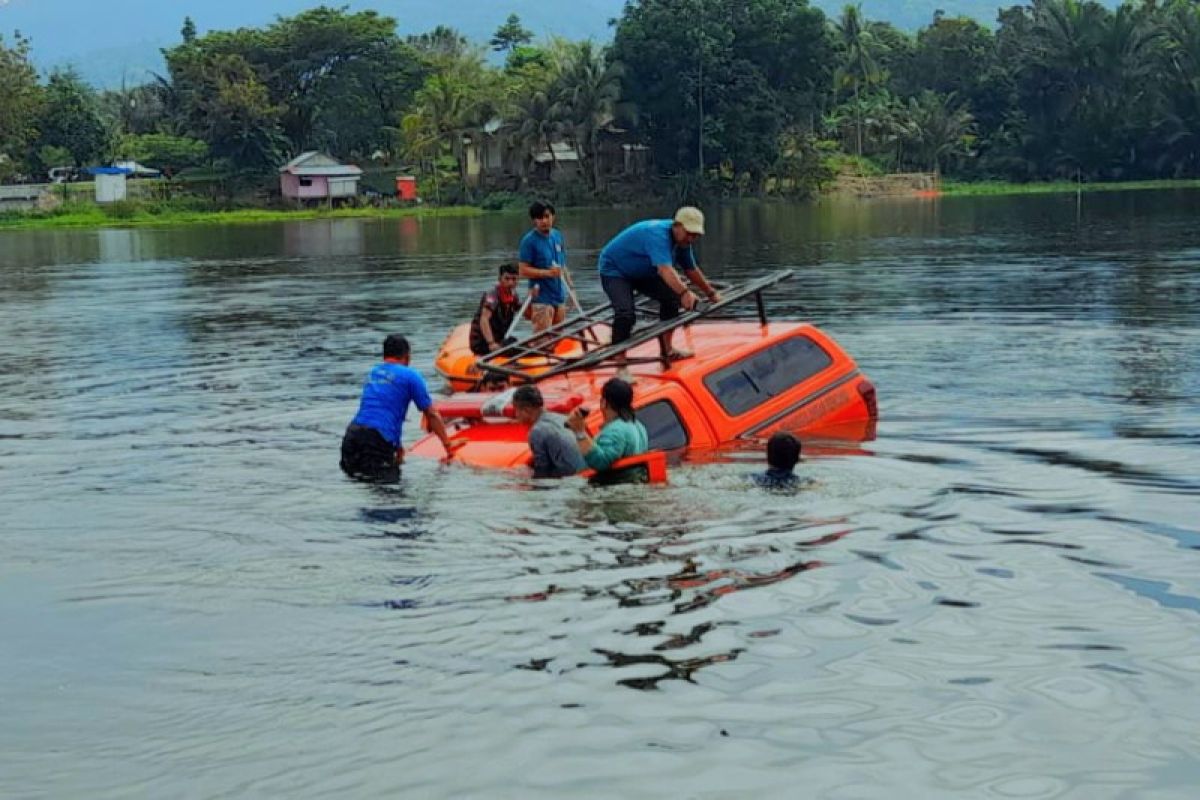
[2,192,1200,797]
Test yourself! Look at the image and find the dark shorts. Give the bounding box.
[340,424,400,482]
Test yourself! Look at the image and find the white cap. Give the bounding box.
[673,206,705,235]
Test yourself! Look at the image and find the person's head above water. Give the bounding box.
[766,431,801,472]
[512,384,544,425]
[383,334,411,362]
[600,377,636,422]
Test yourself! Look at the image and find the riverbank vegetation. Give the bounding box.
[941,178,1200,196]
[3,0,1200,211]
[0,199,482,230]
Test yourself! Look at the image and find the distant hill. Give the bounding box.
[2,0,1119,88]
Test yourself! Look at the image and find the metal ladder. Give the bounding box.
[476,270,795,384]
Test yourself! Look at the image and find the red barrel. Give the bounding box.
[395,176,418,201]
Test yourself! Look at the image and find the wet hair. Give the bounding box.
[512,384,544,410]
[529,200,555,219]
[766,432,802,471]
[499,262,518,277]
[383,334,410,360]
[602,377,636,422]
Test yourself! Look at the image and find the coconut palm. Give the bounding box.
[835,4,884,158]
[1156,1,1200,175]
[555,41,624,191]
[401,60,487,193]
[896,91,976,174]
[509,87,565,186]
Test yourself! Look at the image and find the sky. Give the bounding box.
[0,0,622,85]
[1,0,1119,88]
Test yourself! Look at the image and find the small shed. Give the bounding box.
[279,152,363,204]
[532,142,581,182]
[88,166,131,203]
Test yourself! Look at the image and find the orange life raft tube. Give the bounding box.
[582,450,669,485]
[435,323,589,393]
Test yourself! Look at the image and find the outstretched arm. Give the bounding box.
[423,408,460,455]
[656,264,701,310]
[683,266,721,302]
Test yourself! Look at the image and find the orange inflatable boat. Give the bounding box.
[435,324,590,393]
[410,272,877,475]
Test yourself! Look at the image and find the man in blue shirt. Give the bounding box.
[340,334,458,482]
[597,206,722,375]
[518,200,568,332]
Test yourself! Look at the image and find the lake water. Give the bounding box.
[2,193,1199,798]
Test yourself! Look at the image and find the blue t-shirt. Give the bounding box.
[598,219,697,281]
[350,361,433,446]
[518,228,567,306]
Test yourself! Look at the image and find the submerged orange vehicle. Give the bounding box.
[411,272,877,472]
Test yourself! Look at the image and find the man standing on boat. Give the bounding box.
[469,263,522,355]
[597,207,722,375]
[519,200,568,333]
[341,334,459,482]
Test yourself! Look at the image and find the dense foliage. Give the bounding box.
[2,1,1200,196]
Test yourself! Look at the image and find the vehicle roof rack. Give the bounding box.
[476,270,795,385]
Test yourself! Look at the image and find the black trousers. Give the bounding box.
[601,273,680,345]
[340,424,400,482]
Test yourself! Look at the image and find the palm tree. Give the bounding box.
[896,91,976,174]
[835,4,882,157]
[509,87,564,186]
[398,41,492,194]
[1025,0,1159,177]
[555,41,624,191]
[401,72,477,197]
[1156,1,1200,175]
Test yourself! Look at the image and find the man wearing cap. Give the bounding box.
[597,207,722,375]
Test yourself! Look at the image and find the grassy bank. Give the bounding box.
[0,202,484,231]
[940,178,1200,197]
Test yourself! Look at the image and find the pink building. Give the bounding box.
[279,152,363,205]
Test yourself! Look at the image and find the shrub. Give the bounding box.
[479,190,530,210]
[100,200,139,219]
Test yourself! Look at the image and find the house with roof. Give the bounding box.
[462,118,651,191]
[279,152,362,205]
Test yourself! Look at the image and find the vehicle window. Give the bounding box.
[704,336,833,416]
[636,400,689,450]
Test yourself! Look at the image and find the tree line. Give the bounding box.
[2,0,1199,197]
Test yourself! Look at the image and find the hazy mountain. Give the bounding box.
[1,0,1119,88]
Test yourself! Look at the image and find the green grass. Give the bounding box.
[0,202,483,231]
[940,178,1200,197]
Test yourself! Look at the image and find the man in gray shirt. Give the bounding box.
[512,385,586,478]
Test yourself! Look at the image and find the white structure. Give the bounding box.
[90,167,130,203]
